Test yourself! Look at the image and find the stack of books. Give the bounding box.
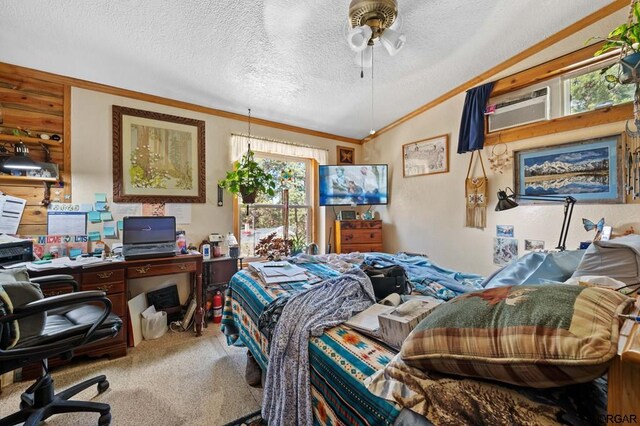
[249,261,309,284]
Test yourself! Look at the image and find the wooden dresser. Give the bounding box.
[334,220,383,253]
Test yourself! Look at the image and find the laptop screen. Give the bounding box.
[123,216,176,245]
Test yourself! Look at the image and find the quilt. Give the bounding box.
[221,263,402,425]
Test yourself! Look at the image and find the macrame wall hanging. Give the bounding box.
[465,151,488,229]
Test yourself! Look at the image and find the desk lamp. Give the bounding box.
[495,187,576,251]
[2,142,41,170]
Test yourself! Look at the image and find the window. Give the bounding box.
[238,154,312,258]
[563,60,634,115]
[484,45,631,145]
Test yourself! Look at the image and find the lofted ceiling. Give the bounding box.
[0,0,612,141]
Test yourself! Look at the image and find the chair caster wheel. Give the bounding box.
[99,412,111,425]
[97,380,109,394]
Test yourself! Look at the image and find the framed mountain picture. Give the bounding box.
[513,134,622,204]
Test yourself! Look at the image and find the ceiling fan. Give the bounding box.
[347,0,406,67]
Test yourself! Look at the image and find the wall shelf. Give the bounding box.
[0,134,61,146]
[0,175,57,183]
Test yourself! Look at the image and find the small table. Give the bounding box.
[202,257,242,326]
[608,297,640,420]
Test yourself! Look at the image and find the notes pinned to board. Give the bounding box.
[103,226,117,239]
[0,195,26,235]
[88,211,101,223]
[95,201,108,212]
[117,220,124,231]
[100,211,113,221]
[88,231,101,241]
[95,193,107,203]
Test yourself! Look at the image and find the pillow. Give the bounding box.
[400,284,633,388]
[483,250,584,288]
[0,267,30,283]
[0,281,45,349]
[572,234,640,284]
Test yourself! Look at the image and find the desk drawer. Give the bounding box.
[83,269,125,285]
[41,284,74,298]
[82,280,124,295]
[127,260,196,279]
[89,293,126,318]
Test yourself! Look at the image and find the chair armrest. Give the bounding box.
[1,291,113,347]
[30,274,78,292]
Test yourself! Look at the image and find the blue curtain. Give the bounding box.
[457,81,494,154]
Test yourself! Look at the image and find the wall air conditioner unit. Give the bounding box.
[487,87,550,132]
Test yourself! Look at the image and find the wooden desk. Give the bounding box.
[608,299,640,423]
[25,254,203,378]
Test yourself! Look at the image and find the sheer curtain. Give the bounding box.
[230,134,328,165]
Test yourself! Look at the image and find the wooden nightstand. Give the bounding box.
[608,298,640,422]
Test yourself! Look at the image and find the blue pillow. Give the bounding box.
[483,250,584,289]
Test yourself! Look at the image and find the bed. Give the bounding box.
[221,253,609,426]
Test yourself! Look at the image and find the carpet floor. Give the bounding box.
[0,325,263,426]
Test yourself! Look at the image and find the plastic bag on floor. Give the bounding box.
[141,305,168,340]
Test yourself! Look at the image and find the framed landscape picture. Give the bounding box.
[402,134,449,177]
[112,106,206,203]
[514,135,622,204]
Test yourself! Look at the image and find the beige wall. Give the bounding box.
[364,10,640,277]
[71,87,360,254]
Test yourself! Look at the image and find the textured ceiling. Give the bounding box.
[0,0,612,140]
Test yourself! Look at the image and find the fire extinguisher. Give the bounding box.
[213,291,223,324]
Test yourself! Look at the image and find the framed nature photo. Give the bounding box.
[337,146,355,165]
[514,134,622,204]
[402,134,449,177]
[112,106,206,203]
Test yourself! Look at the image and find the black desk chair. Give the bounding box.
[0,273,123,426]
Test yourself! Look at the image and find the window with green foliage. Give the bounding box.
[239,154,311,258]
[564,62,634,115]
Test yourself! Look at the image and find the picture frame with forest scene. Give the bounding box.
[513,134,622,204]
[112,106,206,203]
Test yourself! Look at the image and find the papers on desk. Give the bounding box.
[345,304,396,337]
[249,261,309,284]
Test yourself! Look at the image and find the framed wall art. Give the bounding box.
[337,145,355,165]
[513,134,622,204]
[112,106,206,203]
[402,134,449,177]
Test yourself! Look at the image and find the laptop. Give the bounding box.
[122,216,177,260]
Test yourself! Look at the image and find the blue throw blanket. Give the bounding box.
[363,253,484,300]
[262,268,376,426]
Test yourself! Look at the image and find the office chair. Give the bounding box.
[0,273,123,426]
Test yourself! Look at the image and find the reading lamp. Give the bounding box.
[495,187,576,251]
[2,142,41,170]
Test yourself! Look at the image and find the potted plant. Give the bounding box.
[218,148,276,204]
[589,0,640,85]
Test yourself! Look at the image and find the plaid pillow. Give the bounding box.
[400,284,633,388]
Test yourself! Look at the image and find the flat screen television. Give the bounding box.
[123,216,176,245]
[319,164,388,206]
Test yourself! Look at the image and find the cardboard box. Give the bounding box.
[378,299,442,350]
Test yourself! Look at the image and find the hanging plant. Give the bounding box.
[218,147,276,204]
[588,0,640,86]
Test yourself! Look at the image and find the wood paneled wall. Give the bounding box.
[0,63,71,235]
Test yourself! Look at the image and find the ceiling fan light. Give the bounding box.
[380,28,406,56]
[353,46,373,68]
[347,25,373,52]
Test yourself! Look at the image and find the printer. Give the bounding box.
[0,234,33,266]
